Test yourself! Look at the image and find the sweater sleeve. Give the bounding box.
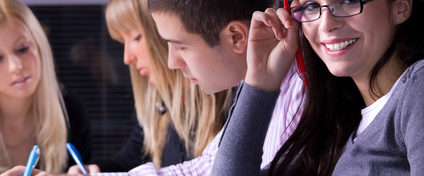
[400,66,424,176]
[211,82,280,176]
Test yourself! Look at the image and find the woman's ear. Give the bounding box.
[220,20,249,54]
[393,0,412,25]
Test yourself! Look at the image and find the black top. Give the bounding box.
[98,88,235,172]
[161,122,192,167]
[98,123,191,172]
[63,88,92,170]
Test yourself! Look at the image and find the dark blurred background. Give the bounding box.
[21,0,283,164]
[22,0,137,163]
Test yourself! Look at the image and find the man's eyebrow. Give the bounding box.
[164,39,184,44]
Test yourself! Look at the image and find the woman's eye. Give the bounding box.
[134,34,142,41]
[337,0,360,5]
[17,45,29,54]
[304,2,320,10]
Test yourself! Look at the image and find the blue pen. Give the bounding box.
[66,142,88,175]
[23,145,40,176]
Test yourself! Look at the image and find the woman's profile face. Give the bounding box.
[0,21,41,99]
[301,0,398,80]
[119,28,155,84]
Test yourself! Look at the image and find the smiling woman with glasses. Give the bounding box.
[208,0,424,174]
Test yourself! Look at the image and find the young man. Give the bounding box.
[127,0,305,175]
[131,0,303,175]
[150,2,255,94]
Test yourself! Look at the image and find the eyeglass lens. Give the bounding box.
[292,0,363,22]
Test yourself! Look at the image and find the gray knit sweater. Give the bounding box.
[332,59,424,176]
[211,59,424,176]
[211,82,280,176]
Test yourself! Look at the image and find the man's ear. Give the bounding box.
[220,21,249,54]
[392,0,412,25]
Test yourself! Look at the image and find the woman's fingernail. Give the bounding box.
[285,20,292,28]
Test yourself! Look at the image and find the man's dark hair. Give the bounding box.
[148,0,274,46]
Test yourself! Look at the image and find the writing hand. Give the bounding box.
[0,166,57,176]
[67,164,100,175]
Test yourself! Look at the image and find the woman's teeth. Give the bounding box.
[325,39,357,51]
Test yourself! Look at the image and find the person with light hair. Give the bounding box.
[0,0,91,174]
[66,0,233,173]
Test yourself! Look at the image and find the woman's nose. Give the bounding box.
[319,8,343,33]
[123,44,135,65]
[8,55,23,73]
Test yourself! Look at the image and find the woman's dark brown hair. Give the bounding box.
[270,0,424,175]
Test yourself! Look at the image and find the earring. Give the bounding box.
[155,101,167,115]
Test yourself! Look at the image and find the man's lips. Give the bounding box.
[183,73,198,83]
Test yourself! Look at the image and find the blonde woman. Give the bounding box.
[66,0,232,173]
[0,0,90,174]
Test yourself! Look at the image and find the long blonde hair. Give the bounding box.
[106,0,232,168]
[0,0,68,173]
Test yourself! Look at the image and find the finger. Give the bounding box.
[87,164,101,173]
[0,166,25,176]
[251,11,273,28]
[264,8,285,39]
[30,168,45,176]
[291,0,301,7]
[34,171,50,176]
[276,8,299,46]
[67,165,82,174]
[276,8,293,30]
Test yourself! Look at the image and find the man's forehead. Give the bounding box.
[152,13,186,38]
[156,24,198,45]
[152,11,208,46]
